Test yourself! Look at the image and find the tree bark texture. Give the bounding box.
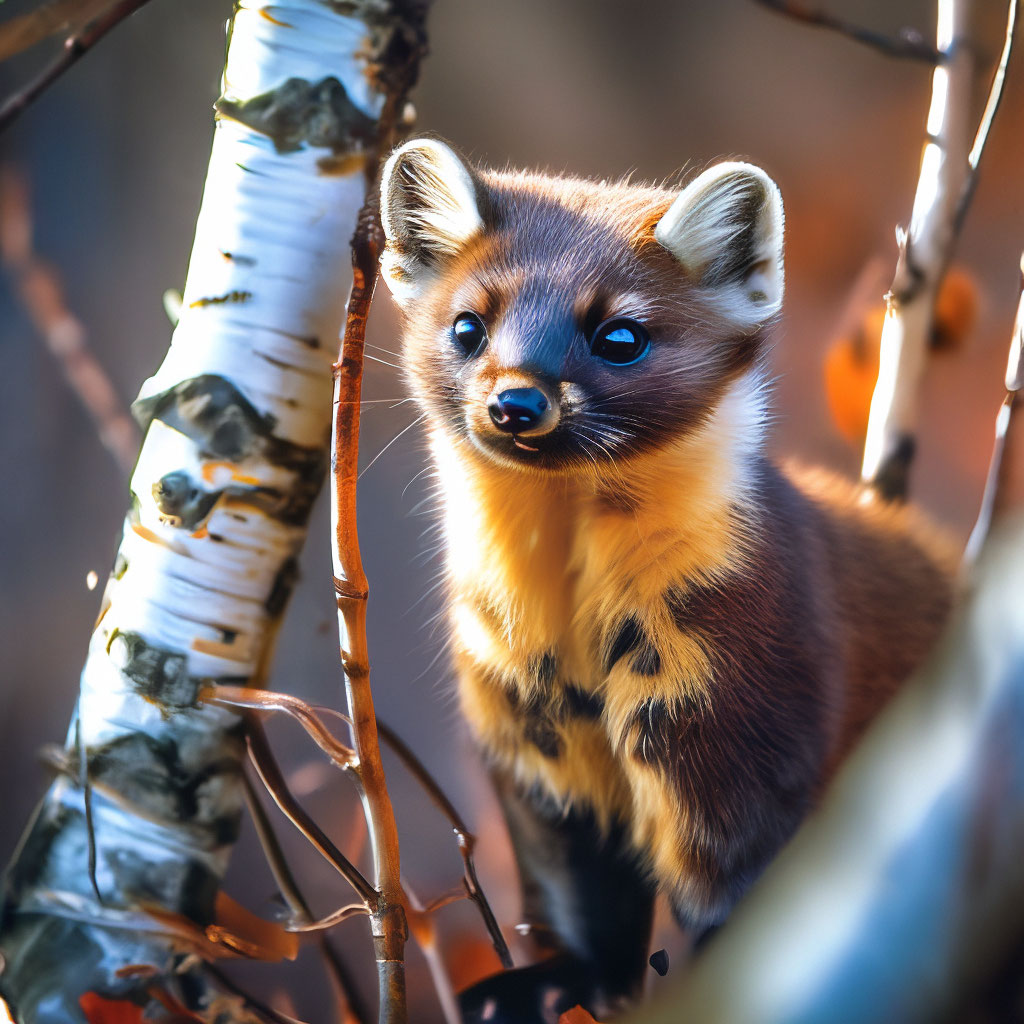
[0,2,415,1020]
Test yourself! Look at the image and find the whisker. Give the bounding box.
[359,413,426,479]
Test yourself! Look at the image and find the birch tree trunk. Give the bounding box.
[0,3,419,1020]
[860,0,975,499]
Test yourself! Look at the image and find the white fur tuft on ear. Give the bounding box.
[654,161,784,327]
[379,138,484,304]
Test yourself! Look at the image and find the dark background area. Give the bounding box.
[1,1,1021,1018]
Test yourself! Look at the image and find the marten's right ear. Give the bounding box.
[379,138,484,304]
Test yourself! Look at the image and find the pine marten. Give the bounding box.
[378,138,957,1022]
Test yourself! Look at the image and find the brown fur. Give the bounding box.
[382,143,957,938]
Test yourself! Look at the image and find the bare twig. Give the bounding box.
[0,0,155,135]
[0,0,113,62]
[242,773,372,1024]
[404,882,460,1024]
[752,0,941,62]
[246,724,378,906]
[329,7,428,1019]
[964,253,1024,564]
[0,166,139,475]
[215,683,513,970]
[954,0,1019,234]
[203,685,356,769]
[375,720,513,969]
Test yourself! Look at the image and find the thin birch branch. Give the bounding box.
[246,725,377,906]
[954,0,1020,233]
[964,252,1024,564]
[860,0,979,499]
[0,0,116,64]
[751,0,941,62]
[209,683,512,971]
[0,165,139,476]
[0,0,156,135]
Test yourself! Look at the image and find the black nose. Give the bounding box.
[487,388,549,433]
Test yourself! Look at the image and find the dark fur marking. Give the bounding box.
[605,616,643,672]
[631,642,661,677]
[562,684,604,721]
[605,616,660,677]
[637,463,837,926]
[524,718,561,758]
[529,651,558,687]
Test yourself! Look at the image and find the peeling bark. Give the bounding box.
[0,2,418,1021]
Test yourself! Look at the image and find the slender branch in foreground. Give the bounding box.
[752,0,941,62]
[0,0,155,135]
[964,252,1024,564]
[860,0,977,500]
[247,724,378,906]
[209,684,513,970]
[375,720,514,969]
[330,8,427,1019]
[0,166,139,475]
[242,773,372,1024]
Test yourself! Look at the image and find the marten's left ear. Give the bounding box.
[379,138,484,304]
[655,161,784,327]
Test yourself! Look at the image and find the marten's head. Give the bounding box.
[379,138,783,474]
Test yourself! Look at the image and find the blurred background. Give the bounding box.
[0,0,1021,1019]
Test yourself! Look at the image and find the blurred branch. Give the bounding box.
[954,0,1020,233]
[964,252,1024,564]
[632,515,1024,1023]
[0,0,155,135]
[0,0,113,62]
[0,165,139,476]
[860,0,978,500]
[752,0,941,62]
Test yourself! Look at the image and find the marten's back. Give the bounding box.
[780,462,957,764]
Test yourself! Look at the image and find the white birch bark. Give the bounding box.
[860,0,974,498]
[0,2,406,1020]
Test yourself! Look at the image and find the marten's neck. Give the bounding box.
[429,372,768,666]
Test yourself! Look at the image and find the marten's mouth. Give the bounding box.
[512,437,540,452]
[468,424,607,472]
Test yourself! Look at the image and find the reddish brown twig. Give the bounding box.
[246,724,377,906]
[332,195,410,1020]
[0,0,155,135]
[329,9,428,1018]
[209,682,512,970]
[241,771,372,1024]
[375,720,513,969]
[752,0,941,62]
[0,166,139,475]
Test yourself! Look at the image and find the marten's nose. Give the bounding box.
[487,388,552,435]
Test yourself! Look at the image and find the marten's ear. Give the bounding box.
[655,161,784,327]
[379,138,484,304]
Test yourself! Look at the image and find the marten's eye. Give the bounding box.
[452,312,487,357]
[590,317,650,366]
